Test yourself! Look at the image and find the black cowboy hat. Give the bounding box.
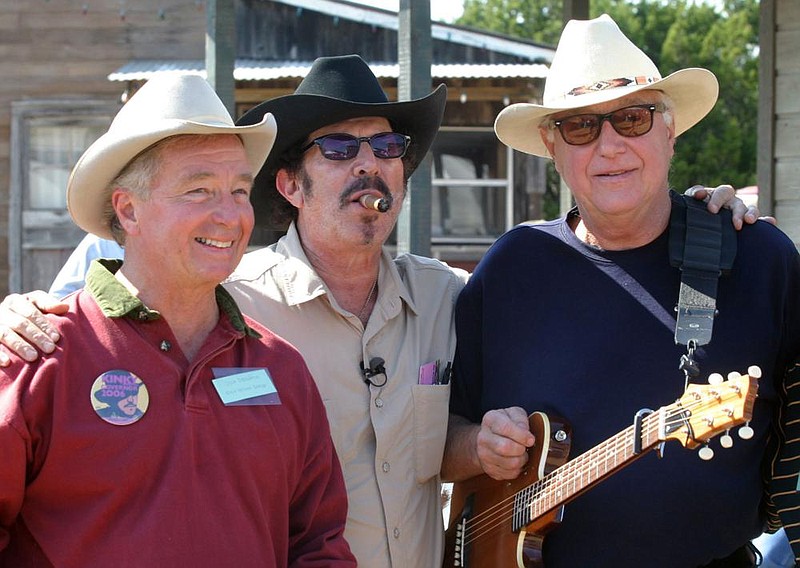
[236,54,447,223]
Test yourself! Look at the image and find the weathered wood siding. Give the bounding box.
[0,1,204,295]
[769,0,800,245]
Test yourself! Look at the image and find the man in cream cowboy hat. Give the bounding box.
[445,14,800,567]
[0,74,355,566]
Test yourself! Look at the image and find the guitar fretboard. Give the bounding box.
[513,408,666,529]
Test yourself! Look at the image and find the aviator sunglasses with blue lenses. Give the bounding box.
[551,104,665,146]
[302,132,411,161]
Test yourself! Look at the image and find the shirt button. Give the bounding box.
[382,461,390,473]
[160,340,171,352]
[138,311,148,320]
[375,398,384,408]
[393,528,400,539]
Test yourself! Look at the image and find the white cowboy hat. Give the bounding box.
[494,14,719,158]
[67,74,277,239]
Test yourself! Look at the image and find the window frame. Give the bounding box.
[429,125,514,245]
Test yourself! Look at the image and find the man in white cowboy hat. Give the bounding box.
[0,54,764,567]
[0,74,355,566]
[444,14,800,568]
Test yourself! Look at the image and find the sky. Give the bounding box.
[349,0,725,25]
[351,0,464,23]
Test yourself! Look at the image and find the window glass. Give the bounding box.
[430,128,510,241]
[27,118,108,209]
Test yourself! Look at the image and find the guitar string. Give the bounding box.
[459,407,668,547]
[456,393,743,548]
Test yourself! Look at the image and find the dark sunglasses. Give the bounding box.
[551,104,665,146]
[302,132,411,161]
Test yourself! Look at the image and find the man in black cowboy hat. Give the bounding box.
[0,53,765,567]
[224,54,462,567]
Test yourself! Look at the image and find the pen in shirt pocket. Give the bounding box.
[438,361,452,385]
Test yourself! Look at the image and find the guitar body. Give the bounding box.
[443,413,571,568]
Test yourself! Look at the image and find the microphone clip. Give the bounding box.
[360,357,387,387]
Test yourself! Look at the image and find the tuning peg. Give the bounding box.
[720,430,734,448]
[727,371,742,381]
[748,365,762,379]
[739,421,754,440]
[708,372,723,385]
[698,445,714,460]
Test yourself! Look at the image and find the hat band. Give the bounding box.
[565,75,660,97]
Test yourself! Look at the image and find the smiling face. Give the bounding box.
[275,116,406,251]
[542,91,676,238]
[114,134,255,291]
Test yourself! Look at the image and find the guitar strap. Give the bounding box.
[668,196,737,381]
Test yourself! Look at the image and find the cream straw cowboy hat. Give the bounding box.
[494,14,719,158]
[67,74,277,239]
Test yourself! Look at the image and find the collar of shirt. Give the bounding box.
[84,258,260,337]
[231,223,419,316]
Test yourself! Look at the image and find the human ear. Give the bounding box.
[275,168,305,208]
[111,189,139,235]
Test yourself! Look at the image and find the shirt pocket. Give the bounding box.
[411,383,451,484]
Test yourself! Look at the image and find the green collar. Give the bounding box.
[84,259,260,337]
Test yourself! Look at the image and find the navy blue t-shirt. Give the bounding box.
[450,193,800,567]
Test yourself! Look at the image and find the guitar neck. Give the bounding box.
[523,410,663,521]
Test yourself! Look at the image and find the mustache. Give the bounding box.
[339,176,393,209]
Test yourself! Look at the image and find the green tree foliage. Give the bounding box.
[457,0,759,209]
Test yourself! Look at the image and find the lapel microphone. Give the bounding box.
[360,357,387,387]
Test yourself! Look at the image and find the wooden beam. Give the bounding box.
[397,0,433,256]
[563,0,590,21]
[206,0,236,116]
[757,0,776,216]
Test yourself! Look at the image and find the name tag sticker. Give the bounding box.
[212,368,281,406]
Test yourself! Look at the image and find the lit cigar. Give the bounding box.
[359,194,390,213]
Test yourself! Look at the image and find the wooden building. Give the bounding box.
[5,0,792,296]
[1,0,553,295]
[759,0,800,246]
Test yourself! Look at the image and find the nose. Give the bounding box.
[213,191,251,227]
[596,119,627,156]
[351,140,381,176]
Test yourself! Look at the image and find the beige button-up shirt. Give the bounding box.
[224,223,467,568]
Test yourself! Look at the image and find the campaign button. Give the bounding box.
[90,370,149,426]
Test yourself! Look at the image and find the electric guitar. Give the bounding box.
[443,367,760,568]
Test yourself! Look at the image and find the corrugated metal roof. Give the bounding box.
[108,60,549,82]
[276,0,554,62]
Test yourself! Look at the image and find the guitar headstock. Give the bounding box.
[662,366,760,450]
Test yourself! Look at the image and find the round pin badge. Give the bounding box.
[90,370,149,426]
